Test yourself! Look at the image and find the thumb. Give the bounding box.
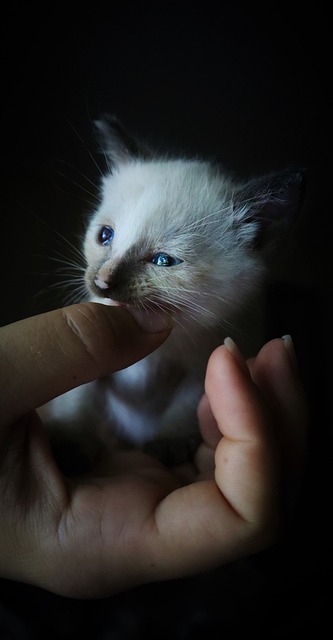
[0,302,171,427]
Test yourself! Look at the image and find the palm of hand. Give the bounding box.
[0,338,307,599]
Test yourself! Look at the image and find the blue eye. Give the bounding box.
[151,253,183,267]
[97,226,114,245]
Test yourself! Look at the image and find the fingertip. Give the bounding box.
[281,334,299,374]
[204,340,265,442]
[1,302,172,428]
[205,339,251,394]
[253,336,301,386]
[251,336,309,448]
[127,306,173,334]
[223,337,251,377]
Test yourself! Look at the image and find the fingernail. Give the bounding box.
[128,307,173,334]
[282,334,299,374]
[224,337,249,376]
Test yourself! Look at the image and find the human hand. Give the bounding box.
[0,303,308,598]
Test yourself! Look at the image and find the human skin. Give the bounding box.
[0,302,308,598]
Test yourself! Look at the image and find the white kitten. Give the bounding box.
[39,116,304,466]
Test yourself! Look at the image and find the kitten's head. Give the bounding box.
[84,115,304,331]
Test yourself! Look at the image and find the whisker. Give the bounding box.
[67,120,105,178]
[46,255,86,273]
[55,159,100,192]
[49,234,86,263]
[53,170,99,208]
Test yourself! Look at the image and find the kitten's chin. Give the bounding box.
[91,295,173,332]
[127,306,173,333]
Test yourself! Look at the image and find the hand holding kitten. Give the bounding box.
[0,302,308,598]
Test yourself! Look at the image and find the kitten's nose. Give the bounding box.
[94,277,123,307]
[94,275,123,303]
[94,276,115,299]
[93,265,125,300]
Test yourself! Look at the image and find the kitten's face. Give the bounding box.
[84,159,262,329]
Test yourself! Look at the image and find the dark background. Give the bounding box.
[0,2,332,638]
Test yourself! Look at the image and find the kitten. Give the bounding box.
[40,115,304,467]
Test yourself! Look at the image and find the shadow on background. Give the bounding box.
[0,2,332,638]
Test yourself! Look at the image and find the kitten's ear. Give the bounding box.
[233,169,306,249]
[94,114,151,171]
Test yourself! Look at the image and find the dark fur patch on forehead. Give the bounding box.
[122,236,153,263]
[103,244,149,304]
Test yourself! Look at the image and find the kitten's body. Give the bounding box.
[40,117,304,466]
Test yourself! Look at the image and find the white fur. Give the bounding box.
[40,123,302,463]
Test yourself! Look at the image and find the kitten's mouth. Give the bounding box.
[101,297,173,332]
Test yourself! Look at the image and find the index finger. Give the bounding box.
[0,302,170,427]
